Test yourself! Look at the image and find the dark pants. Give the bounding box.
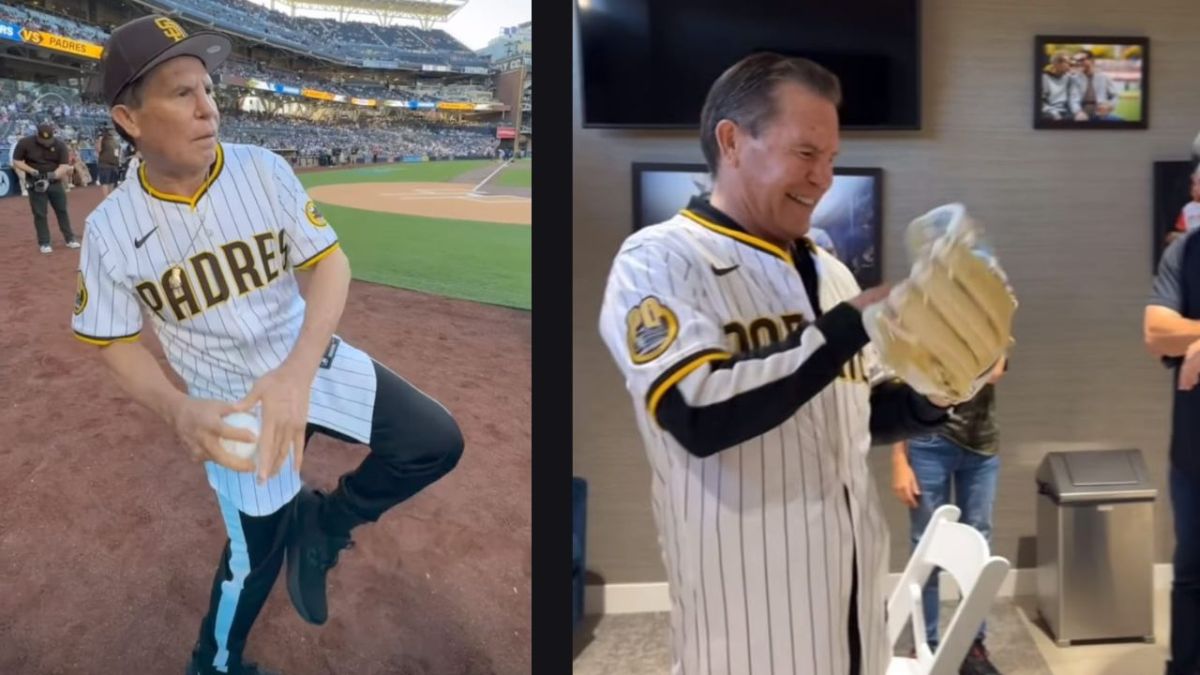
[193,360,464,671]
[1171,466,1200,674]
[97,165,118,186]
[28,181,74,246]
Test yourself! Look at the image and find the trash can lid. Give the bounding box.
[1035,449,1158,503]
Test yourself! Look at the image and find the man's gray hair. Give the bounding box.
[699,52,842,176]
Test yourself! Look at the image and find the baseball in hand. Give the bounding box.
[221,412,260,461]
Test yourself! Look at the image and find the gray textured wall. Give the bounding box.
[573,0,1200,584]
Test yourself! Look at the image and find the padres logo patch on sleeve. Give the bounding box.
[73,270,88,316]
[626,296,678,364]
[305,200,329,228]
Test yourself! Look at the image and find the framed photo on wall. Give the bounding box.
[1152,160,1200,272]
[1034,35,1149,130]
[631,162,884,287]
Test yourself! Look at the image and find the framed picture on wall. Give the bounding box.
[1152,160,1200,272]
[1033,35,1149,130]
[631,162,884,287]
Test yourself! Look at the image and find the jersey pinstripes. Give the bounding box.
[599,213,891,675]
[71,142,377,516]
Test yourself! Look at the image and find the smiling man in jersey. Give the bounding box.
[73,15,463,675]
[599,52,953,675]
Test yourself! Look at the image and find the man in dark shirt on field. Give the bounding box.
[11,122,79,254]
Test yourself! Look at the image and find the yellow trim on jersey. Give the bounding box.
[680,209,794,265]
[646,350,732,417]
[296,241,341,270]
[72,330,141,347]
[138,143,225,211]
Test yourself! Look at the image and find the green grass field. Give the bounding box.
[297,160,530,310]
[298,160,494,189]
[495,160,531,188]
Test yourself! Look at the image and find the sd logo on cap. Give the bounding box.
[35,123,55,146]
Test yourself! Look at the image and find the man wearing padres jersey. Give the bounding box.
[599,53,951,675]
[73,16,463,674]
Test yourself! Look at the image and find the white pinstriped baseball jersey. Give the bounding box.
[599,207,892,675]
[71,142,377,516]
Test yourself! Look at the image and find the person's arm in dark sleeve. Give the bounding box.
[653,303,870,457]
[53,140,71,180]
[11,140,35,175]
[599,241,887,459]
[868,378,949,445]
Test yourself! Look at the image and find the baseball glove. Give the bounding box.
[862,203,1017,403]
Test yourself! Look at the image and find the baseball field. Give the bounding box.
[297,158,532,310]
[0,160,531,673]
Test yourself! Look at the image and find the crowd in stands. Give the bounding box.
[1,88,500,168]
[221,59,494,104]
[0,2,109,44]
[223,60,374,99]
[0,0,514,165]
[0,78,110,148]
[0,0,490,71]
[214,111,500,161]
[139,0,489,69]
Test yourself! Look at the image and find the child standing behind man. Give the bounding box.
[891,356,1008,675]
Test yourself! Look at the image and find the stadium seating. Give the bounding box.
[0,76,500,169]
[203,109,498,160]
[220,58,491,105]
[0,2,514,167]
[135,0,489,69]
[0,2,109,44]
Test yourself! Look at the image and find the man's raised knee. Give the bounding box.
[431,414,464,476]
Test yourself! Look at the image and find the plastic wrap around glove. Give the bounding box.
[862,203,1017,403]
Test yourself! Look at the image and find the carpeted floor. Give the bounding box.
[573,599,1053,675]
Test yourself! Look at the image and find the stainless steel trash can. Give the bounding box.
[1036,449,1157,647]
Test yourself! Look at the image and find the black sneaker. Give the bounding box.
[286,486,355,625]
[959,639,1001,675]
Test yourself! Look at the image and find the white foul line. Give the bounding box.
[470,158,515,196]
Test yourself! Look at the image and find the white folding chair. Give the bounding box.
[886,505,1011,675]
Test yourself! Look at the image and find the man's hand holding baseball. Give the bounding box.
[234,245,353,483]
[235,365,314,484]
[169,396,258,473]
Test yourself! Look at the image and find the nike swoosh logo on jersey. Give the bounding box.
[134,226,159,248]
[712,264,740,276]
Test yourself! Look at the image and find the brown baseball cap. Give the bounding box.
[97,14,231,106]
[36,123,55,140]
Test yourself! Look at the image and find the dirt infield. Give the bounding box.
[0,187,531,674]
[309,182,531,225]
